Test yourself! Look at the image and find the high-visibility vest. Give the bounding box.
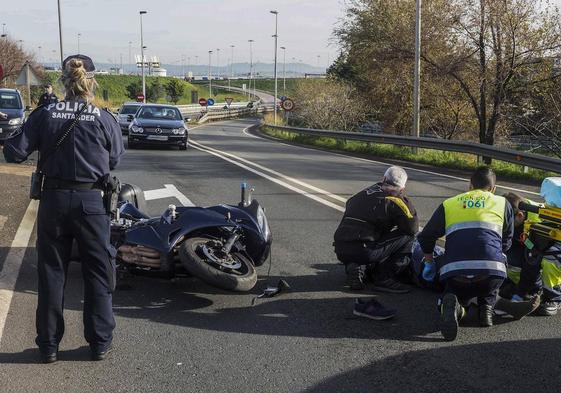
[440,190,507,280]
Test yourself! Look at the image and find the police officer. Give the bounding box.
[334,166,419,294]
[37,83,59,106]
[418,166,514,341]
[3,54,124,363]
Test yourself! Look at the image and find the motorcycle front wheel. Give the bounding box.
[179,237,257,292]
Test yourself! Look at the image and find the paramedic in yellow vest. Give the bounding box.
[417,167,514,341]
[503,193,561,316]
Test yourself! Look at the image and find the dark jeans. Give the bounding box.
[444,276,504,307]
[335,233,414,281]
[36,189,116,354]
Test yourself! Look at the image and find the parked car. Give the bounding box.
[128,104,188,150]
[117,102,144,134]
[0,89,29,143]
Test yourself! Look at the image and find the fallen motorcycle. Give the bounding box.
[112,183,272,292]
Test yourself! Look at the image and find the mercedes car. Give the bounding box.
[127,104,188,150]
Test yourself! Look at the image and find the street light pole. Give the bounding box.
[271,10,279,125]
[248,39,254,100]
[139,10,147,103]
[57,0,64,68]
[216,48,220,79]
[208,50,213,97]
[128,41,132,74]
[280,46,286,94]
[229,44,235,90]
[77,33,81,53]
[413,0,422,140]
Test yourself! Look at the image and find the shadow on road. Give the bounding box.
[304,338,561,392]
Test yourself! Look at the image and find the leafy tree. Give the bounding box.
[146,78,164,102]
[165,78,185,104]
[334,0,561,156]
[126,81,142,100]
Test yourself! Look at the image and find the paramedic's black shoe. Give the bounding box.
[479,305,493,327]
[440,293,464,341]
[91,345,113,361]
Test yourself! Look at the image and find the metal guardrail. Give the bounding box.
[263,124,561,173]
[198,105,270,124]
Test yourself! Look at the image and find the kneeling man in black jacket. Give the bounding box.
[334,166,419,294]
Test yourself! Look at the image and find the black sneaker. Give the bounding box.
[353,298,396,320]
[346,263,365,290]
[91,345,113,361]
[372,278,411,294]
[536,301,561,316]
[440,293,464,341]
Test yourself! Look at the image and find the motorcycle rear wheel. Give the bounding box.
[179,237,257,292]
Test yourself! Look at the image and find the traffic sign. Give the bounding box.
[281,98,295,112]
[225,97,234,106]
[207,98,215,106]
[137,94,145,102]
[199,98,208,106]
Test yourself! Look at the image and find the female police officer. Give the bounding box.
[3,55,124,363]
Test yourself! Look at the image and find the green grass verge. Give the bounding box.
[261,127,558,183]
[212,78,304,98]
[43,73,246,108]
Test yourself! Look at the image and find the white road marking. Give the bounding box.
[0,200,39,344]
[242,125,542,197]
[0,216,7,233]
[190,139,347,204]
[189,142,345,212]
[144,184,195,207]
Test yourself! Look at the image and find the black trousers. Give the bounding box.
[335,233,414,281]
[444,276,504,307]
[36,189,116,354]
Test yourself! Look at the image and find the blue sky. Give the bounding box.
[2,0,345,67]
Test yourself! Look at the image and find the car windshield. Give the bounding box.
[120,105,141,115]
[137,106,182,121]
[0,92,22,109]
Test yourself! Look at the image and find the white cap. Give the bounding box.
[383,166,408,189]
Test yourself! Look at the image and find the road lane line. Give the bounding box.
[144,184,195,206]
[0,200,39,344]
[189,143,345,212]
[190,139,347,204]
[242,125,541,197]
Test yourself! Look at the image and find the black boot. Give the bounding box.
[479,305,494,327]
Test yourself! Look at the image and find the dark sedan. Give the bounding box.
[127,104,188,150]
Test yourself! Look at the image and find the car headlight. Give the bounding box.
[172,128,186,135]
[8,117,23,125]
[256,206,271,241]
[130,125,144,133]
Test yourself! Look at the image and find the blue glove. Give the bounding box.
[421,259,437,282]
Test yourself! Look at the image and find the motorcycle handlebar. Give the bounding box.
[519,201,540,214]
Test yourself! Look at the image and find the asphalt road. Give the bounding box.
[0,119,559,392]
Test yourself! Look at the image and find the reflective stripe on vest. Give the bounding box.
[443,190,506,235]
[445,221,503,236]
[440,260,507,276]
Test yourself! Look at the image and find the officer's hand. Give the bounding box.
[421,258,437,282]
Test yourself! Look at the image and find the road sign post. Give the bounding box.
[199,98,208,106]
[225,97,233,107]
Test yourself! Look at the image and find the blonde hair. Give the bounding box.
[61,58,98,101]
